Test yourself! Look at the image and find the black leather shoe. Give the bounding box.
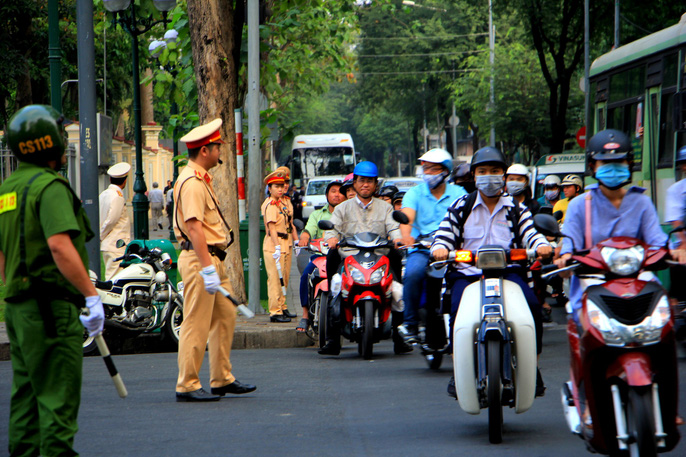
[536,368,546,397]
[318,341,340,355]
[270,314,291,323]
[211,380,256,396]
[176,388,221,402]
[282,309,297,318]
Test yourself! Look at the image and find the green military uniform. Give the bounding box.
[0,162,94,457]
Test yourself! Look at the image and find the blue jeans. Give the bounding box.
[446,269,543,354]
[299,256,319,311]
[402,250,432,328]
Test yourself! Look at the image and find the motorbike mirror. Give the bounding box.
[392,210,410,225]
[318,219,334,231]
[553,210,564,221]
[294,219,305,232]
[538,206,553,215]
[533,213,562,238]
[115,239,126,249]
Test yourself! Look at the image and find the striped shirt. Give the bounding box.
[431,192,549,275]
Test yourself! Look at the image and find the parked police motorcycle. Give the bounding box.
[434,245,539,444]
[534,213,681,456]
[85,240,183,353]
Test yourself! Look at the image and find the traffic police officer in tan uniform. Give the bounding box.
[275,166,299,287]
[174,118,256,402]
[99,162,131,279]
[0,105,105,455]
[262,170,297,321]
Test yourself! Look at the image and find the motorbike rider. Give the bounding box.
[0,105,105,455]
[399,148,467,342]
[537,174,562,209]
[295,179,345,333]
[378,185,399,205]
[340,173,356,200]
[552,174,583,224]
[319,161,412,355]
[392,191,405,211]
[505,164,541,215]
[555,129,686,316]
[431,147,552,398]
[665,145,686,304]
[450,162,476,193]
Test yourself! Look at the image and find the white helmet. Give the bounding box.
[419,148,453,170]
[506,164,529,180]
[543,174,561,186]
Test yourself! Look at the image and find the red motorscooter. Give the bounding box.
[319,221,396,360]
[304,239,329,346]
[535,214,681,456]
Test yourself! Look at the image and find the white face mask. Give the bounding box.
[506,181,527,196]
[475,174,504,197]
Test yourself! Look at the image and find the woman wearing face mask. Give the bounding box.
[555,129,686,315]
[537,174,562,209]
[432,147,552,398]
[505,163,541,215]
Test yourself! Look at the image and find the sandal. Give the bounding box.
[295,318,309,333]
[542,305,553,323]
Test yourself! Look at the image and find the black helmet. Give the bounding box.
[340,179,354,194]
[392,191,406,204]
[378,185,399,199]
[7,105,65,165]
[470,146,507,172]
[586,129,632,162]
[325,179,343,195]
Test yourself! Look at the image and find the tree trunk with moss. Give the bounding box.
[186,0,246,302]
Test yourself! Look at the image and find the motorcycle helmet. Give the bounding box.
[470,146,507,172]
[543,175,561,187]
[561,174,583,188]
[676,145,686,165]
[340,178,354,195]
[353,161,378,178]
[325,179,343,195]
[378,185,399,199]
[505,164,530,182]
[419,148,453,170]
[7,104,65,166]
[392,191,406,205]
[586,129,632,162]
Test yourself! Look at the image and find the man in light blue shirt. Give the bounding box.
[399,149,467,340]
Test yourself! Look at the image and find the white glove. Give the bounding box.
[272,245,281,260]
[201,265,221,294]
[293,245,302,256]
[80,295,105,337]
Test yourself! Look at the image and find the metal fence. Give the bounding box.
[0,144,78,187]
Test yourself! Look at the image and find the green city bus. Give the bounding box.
[588,13,686,223]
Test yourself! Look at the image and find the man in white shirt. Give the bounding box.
[149,182,165,230]
[99,162,131,279]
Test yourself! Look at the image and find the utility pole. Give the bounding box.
[76,0,100,275]
[614,0,620,48]
[247,0,262,313]
[488,0,496,147]
[48,0,61,112]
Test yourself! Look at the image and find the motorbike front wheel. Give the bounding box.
[306,294,321,342]
[318,292,329,349]
[488,338,503,444]
[359,300,374,360]
[626,386,657,457]
[83,329,98,354]
[165,298,183,345]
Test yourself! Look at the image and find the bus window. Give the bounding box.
[610,66,645,103]
[659,91,676,168]
[663,53,678,88]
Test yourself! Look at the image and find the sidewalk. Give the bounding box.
[0,219,312,362]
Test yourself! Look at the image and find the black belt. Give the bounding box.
[276,232,289,240]
[180,241,227,261]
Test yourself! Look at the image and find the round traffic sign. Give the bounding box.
[576,126,586,149]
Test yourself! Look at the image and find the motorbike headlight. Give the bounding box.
[348,265,366,284]
[476,248,507,270]
[601,246,644,276]
[154,271,167,284]
[587,296,670,347]
[369,265,387,284]
[586,300,624,347]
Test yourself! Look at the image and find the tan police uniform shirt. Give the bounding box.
[99,184,131,251]
[174,160,228,248]
[263,198,291,252]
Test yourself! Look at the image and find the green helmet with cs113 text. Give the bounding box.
[7,105,65,165]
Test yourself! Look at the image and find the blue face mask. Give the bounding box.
[595,162,630,190]
[422,171,448,190]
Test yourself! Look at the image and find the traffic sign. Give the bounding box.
[576,126,586,149]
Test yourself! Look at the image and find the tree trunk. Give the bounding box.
[141,69,154,125]
[186,0,246,302]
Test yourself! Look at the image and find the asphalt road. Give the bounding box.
[1,326,686,457]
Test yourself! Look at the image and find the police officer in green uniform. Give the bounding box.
[0,105,105,457]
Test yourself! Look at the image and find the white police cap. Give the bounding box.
[107,162,131,178]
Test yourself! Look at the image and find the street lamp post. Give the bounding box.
[101,0,176,239]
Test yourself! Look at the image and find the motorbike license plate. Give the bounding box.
[484,278,500,297]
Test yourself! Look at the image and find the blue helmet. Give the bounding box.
[677,145,686,165]
[353,161,378,178]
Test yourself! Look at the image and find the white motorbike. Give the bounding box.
[437,245,538,444]
[86,242,183,353]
